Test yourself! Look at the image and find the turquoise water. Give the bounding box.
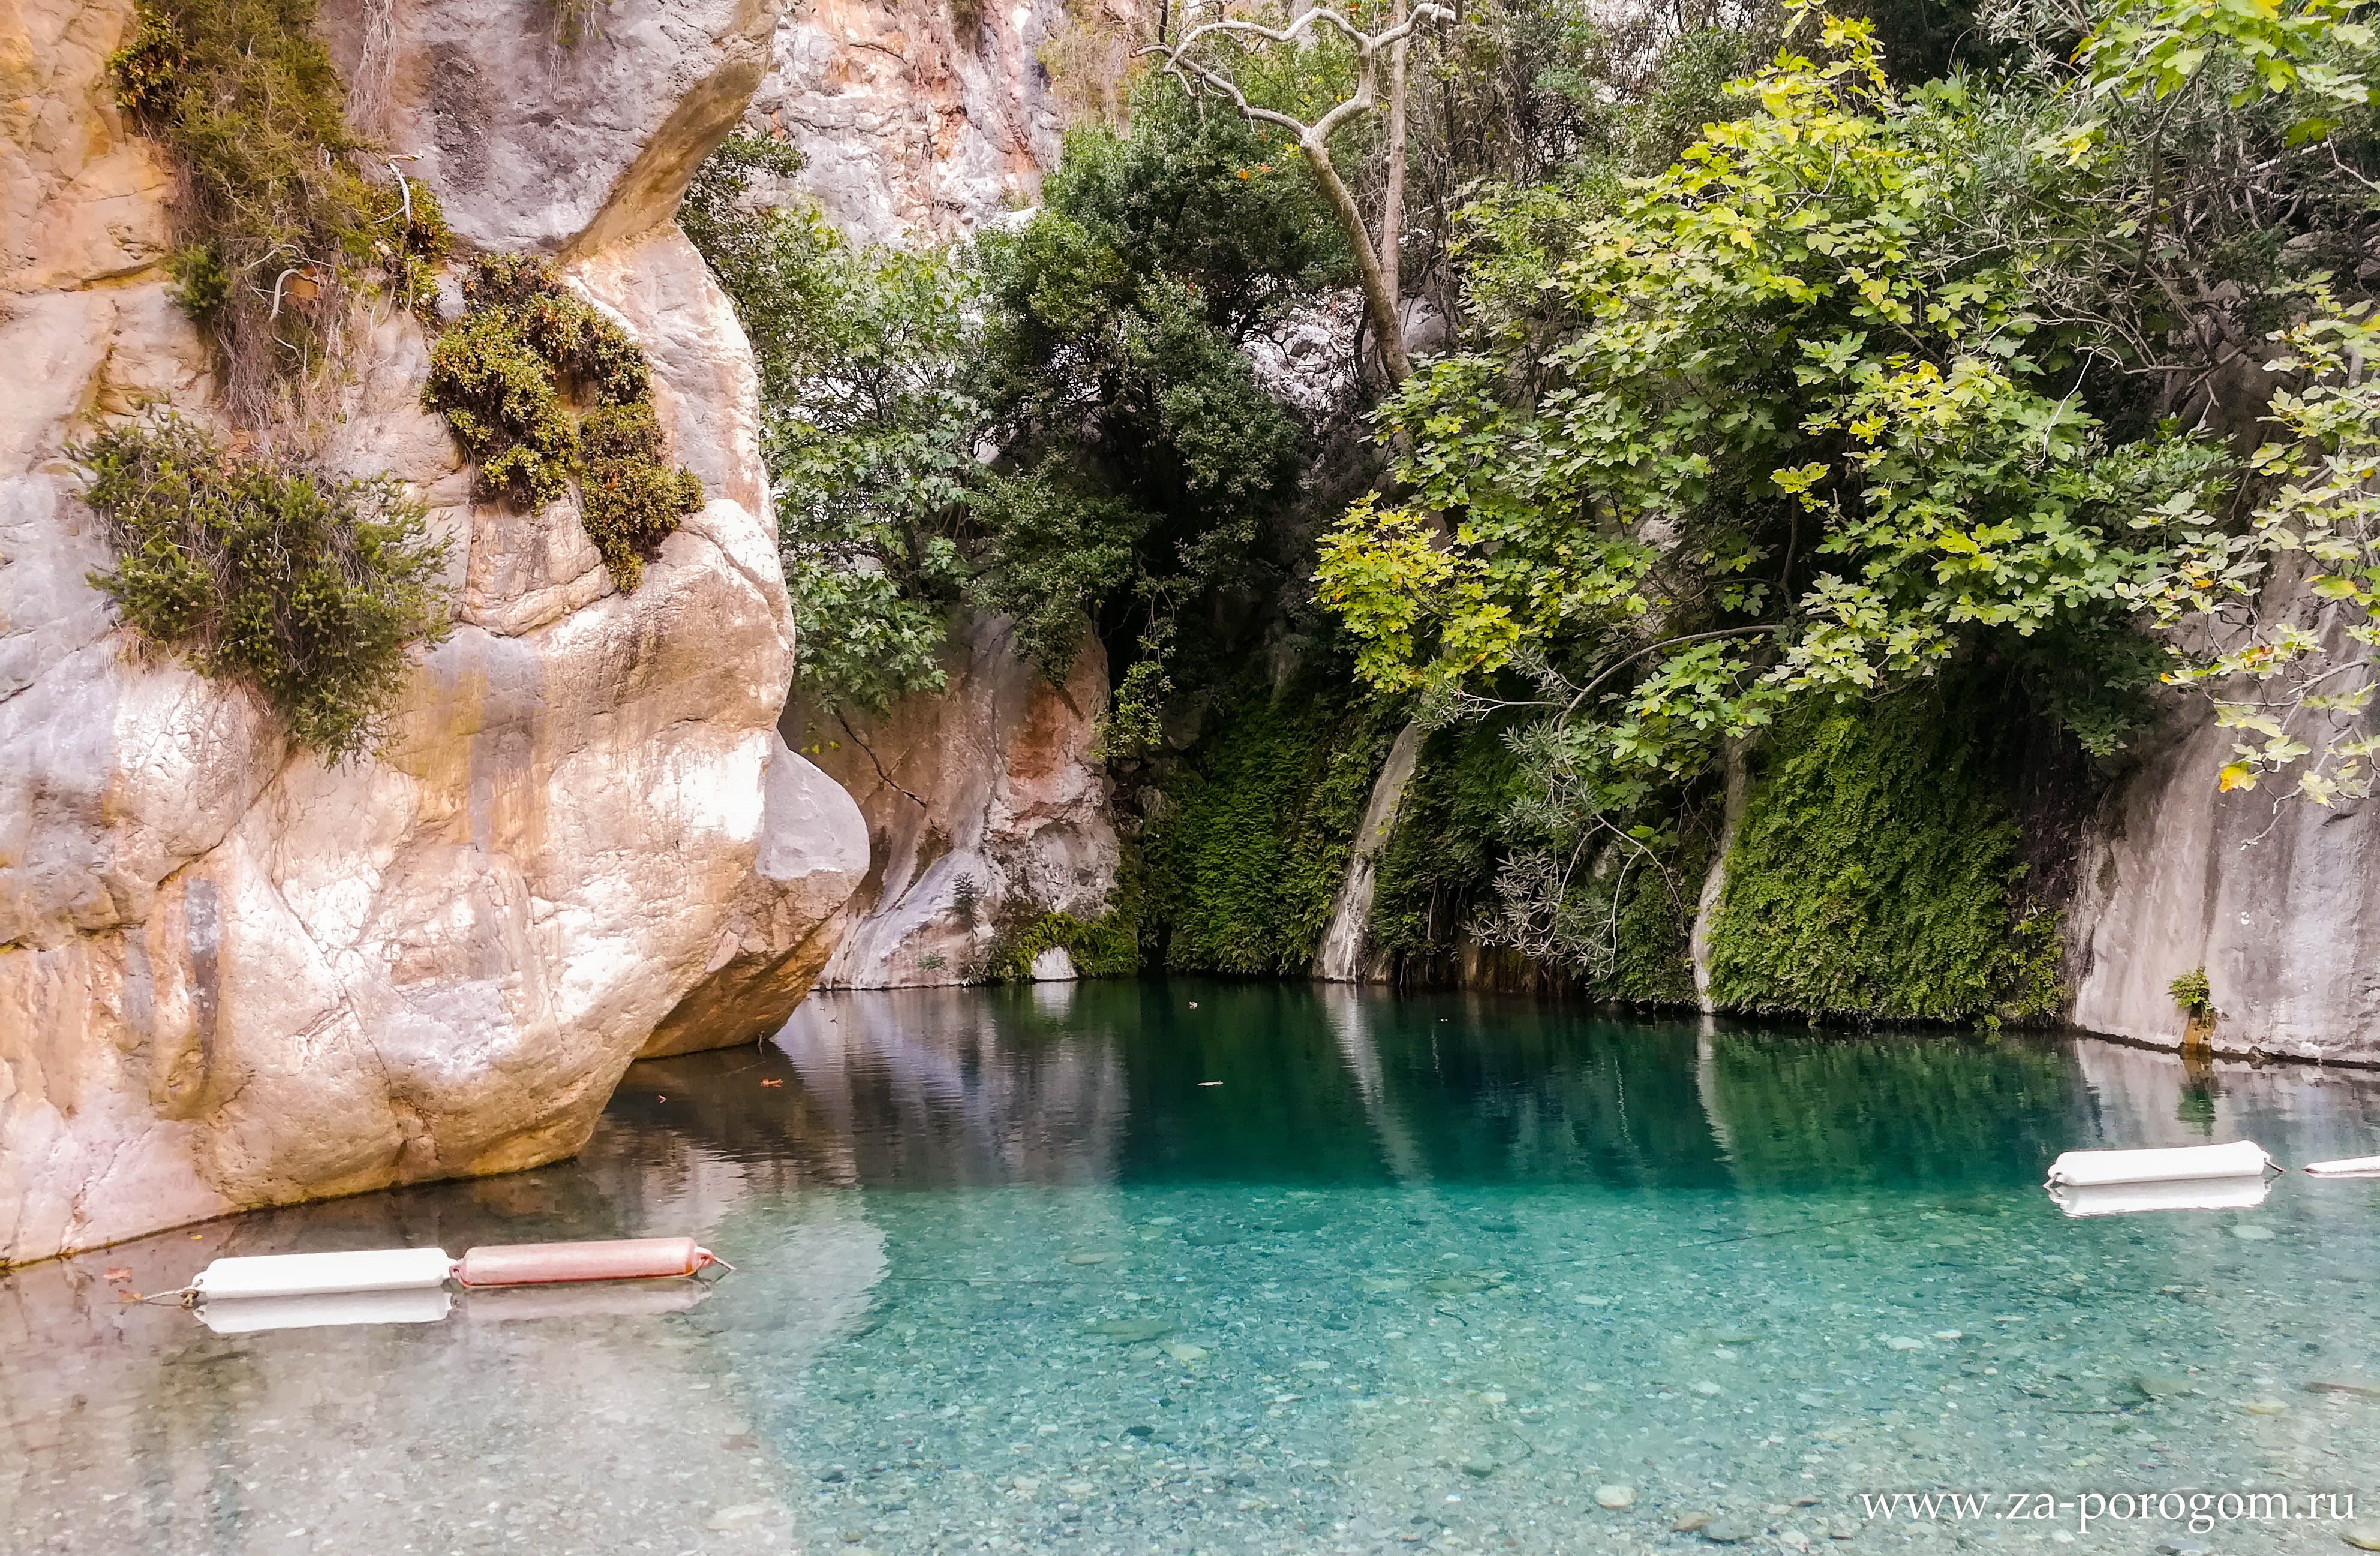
[5,982,2379,1554]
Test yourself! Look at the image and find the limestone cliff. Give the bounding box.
[2066,693,2380,1067]
[746,0,1077,243]
[0,0,865,1267]
[789,614,1118,988]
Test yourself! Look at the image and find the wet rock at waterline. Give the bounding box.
[2067,631,2380,1065]
[0,0,858,1265]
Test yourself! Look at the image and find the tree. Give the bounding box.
[1144,1,1456,381]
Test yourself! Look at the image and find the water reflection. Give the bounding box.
[760,986,2254,1193]
[5,983,2379,1556]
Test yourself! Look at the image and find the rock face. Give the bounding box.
[0,0,862,1267]
[321,0,787,257]
[790,614,1119,987]
[2066,699,2380,1066]
[745,0,1076,243]
[640,733,869,1055]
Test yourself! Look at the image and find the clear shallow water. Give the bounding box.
[6,983,2380,1555]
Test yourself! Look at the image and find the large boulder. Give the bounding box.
[639,732,869,1055]
[0,0,860,1268]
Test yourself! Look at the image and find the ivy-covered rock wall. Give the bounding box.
[1136,694,1402,977]
[1703,693,2065,1026]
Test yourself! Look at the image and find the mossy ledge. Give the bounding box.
[974,905,1141,983]
[423,254,703,591]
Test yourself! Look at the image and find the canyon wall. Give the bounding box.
[0,0,865,1266]
[788,615,1119,988]
[746,0,1080,243]
[2066,700,2380,1066]
[750,0,1126,981]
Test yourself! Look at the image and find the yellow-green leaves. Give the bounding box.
[1315,5,2238,794]
[2080,0,2380,142]
[2148,300,2380,803]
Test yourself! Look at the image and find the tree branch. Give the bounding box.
[1140,3,1455,383]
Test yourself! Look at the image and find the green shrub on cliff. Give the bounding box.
[106,0,450,415]
[77,414,451,759]
[423,254,702,591]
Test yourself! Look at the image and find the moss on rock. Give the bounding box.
[1705,690,2063,1024]
[1140,694,1402,976]
[423,254,702,590]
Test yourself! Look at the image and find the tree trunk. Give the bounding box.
[1380,0,1408,311]
[1299,136,1411,383]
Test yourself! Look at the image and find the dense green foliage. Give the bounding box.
[1367,723,1524,974]
[1303,0,2380,1001]
[77,415,451,757]
[107,0,449,414]
[422,254,702,591]
[1369,718,1716,998]
[1320,11,2229,769]
[683,135,978,713]
[1140,695,1403,974]
[685,0,2380,1013]
[687,98,1341,721]
[972,88,1334,699]
[975,907,1144,983]
[1705,691,2063,1022]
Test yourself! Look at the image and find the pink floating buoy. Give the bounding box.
[455,1236,721,1287]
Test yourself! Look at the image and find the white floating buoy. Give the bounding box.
[2050,1175,2274,1218]
[190,1247,456,1301]
[176,1237,726,1329]
[2045,1140,2274,1188]
[2303,1155,2380,1178]
[196,1287,453,1334]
